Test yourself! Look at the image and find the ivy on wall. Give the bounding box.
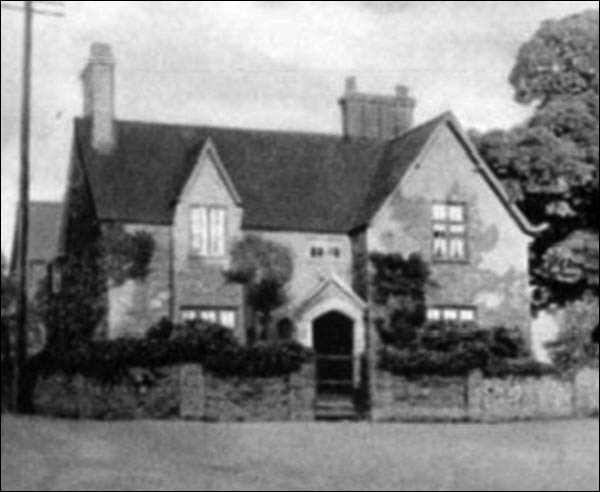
[38,225,155,349]
[100,225,156,287]
[370,253,431,348]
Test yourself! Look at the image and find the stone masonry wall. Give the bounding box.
[33,363,316,422]
[372,367,599,422]
[180,363,316,422]
[372,370,469,422]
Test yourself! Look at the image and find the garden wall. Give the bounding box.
[372,371,468,422]
[33,363,316,421]
[372,367,599,422]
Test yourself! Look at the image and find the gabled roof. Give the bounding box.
[72,113,542,236]
[352,113,447,228]
[74,118,385,233]
[11,202,63,271]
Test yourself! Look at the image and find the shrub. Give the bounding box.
[380,323,553,379]
[34,320,313,382]
[546,297,599,372]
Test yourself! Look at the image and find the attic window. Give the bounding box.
[190,206,226,257]
[432,203,468,262]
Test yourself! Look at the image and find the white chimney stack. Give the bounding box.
[81,42,115,154]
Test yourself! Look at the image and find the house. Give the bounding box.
[61,43,543,381]
[10,201,63,301]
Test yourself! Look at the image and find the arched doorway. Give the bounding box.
[312,311,355,399]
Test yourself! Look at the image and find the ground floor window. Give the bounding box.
[181,307,237,329]
[427,306,477,323]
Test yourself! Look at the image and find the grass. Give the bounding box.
[1,416,599,491]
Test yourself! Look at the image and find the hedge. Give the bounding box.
[33,320,313,382]
[379,324,557,379]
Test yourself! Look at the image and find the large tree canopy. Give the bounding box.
[472,10,599,307]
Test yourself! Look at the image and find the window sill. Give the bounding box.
[432,259,471,266]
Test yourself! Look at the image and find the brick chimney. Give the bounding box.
[81,43,115,154]
[339,77,416,140]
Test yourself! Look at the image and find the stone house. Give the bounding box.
[60,43,544,392]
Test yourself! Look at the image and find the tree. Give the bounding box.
[472,10,599,307]
[226,235,293,342]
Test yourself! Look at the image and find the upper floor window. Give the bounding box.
[309,243,343,260]
[190,206,226,257]
[432,202,468,262]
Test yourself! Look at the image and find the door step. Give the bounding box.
[315,397,360,421]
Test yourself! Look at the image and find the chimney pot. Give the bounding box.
[396,85,409,98]
[345,76,357,94]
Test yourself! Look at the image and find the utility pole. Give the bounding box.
[15,0,33,414]
[1,0,64,413]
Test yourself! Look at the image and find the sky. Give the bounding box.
[1,0,599,258]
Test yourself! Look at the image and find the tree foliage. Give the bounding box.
[472,10,599,307]
[226,235,293,341]
[546,296,599,371]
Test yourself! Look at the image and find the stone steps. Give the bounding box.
[315,396,360,421]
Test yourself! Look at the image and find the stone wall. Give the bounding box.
[372,367,599,422]
[33,366,181,420]
[468,372,573,422]
[34,364,316,422]
[372,370,468,422]
[180,363,316,422]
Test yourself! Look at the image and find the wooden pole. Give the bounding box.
[13,0,33,413]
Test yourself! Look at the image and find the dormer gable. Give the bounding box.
[179,138,242,207]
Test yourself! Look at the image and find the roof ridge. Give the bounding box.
[106,117,350,141]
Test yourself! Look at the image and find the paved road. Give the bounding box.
[1,417,598,491]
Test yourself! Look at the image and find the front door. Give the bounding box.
[312,311,354,399]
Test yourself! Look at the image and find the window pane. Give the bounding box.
[460,309,476,322]
[443,309,459,321]
[434,238,448,259]
[209,208,226,256]
[427,309,442,321]
[200,310,218,324]
[191,207,208,255]
[449,205,465,223]
[219,310,236,329]
[450,238,466,260]
[182,310,198,322]
[432,204,448,221]
[449,224,466,235]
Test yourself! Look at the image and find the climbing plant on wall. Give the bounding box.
[370,253,430,348]
[38,225,155,349]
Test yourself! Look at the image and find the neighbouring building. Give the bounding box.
[10,201,63,301]
[59,43,545,393]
